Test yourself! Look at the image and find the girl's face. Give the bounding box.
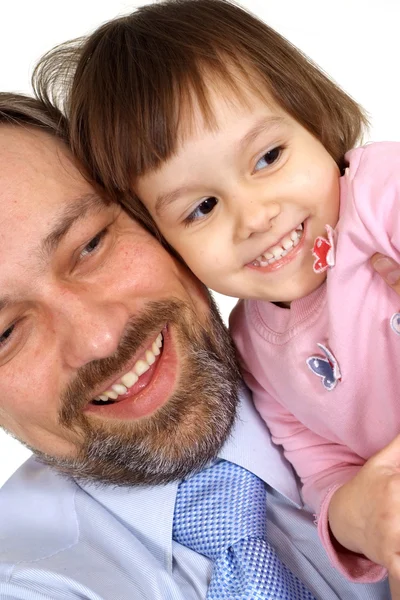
[136,86,340,304]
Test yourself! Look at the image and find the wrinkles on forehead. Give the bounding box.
[0,125,109,253]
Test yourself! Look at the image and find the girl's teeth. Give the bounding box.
[121,371,139,388]
[98,394,109,401]
[152,341,160,356]
[254,224,304,265]
[282,236,294,250]
[105,390,118,400]
[271,245,283,258]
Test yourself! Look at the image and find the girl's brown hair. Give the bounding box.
[34,0,368,207]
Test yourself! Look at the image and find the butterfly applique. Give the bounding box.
[306,343,341,391]
[312,225,335,274]
[390,313,400,335]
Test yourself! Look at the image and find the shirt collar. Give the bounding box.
[220,386,302,506]
[79,387,301,572]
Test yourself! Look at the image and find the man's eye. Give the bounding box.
[254,146,283,172]
[0,324,14,348]
[80,229,107,259]
[185,197,218,225]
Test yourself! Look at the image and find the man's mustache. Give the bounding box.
[59,299,188,425]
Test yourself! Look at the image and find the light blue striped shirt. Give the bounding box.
[0,389,388,599]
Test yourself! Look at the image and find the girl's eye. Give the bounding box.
[185,197,218,225]
[0,324,14,348]
[254,146,282,172]
[80,229,107,259]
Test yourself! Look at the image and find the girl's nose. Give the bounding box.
[234,199,281,241]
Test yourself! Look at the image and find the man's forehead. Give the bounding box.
[0,124,64,165]
[0,125,84,200]
[0,127,111,271]
[0,126,99,219]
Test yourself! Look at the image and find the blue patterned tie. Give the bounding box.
[173,460,316,599]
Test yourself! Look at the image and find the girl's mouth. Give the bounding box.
[251,222,304,267]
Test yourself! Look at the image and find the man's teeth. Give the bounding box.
[254,224,303,266]
[94,332,163,403]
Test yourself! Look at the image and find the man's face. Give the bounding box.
[0,126,240,485]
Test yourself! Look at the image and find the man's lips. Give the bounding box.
[93,330,164,402]
[84,326,178,420]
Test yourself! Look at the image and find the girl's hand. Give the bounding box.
[328,253,400,595]
[371,253,400,598]
[328,435,400,580]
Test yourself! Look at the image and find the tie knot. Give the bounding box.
[173,460,266,560]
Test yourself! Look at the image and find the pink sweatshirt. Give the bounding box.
[230,142,400,583]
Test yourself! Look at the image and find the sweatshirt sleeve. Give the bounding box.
[230,300,387,583]
[241,365,387,583]
[344,142,400,258]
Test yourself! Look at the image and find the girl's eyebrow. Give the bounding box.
[238,116,285,153]
[155,116,285,217]
[156,185,194,217]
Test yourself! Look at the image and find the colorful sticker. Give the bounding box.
[306,343,341,391]
[390,312,400,335]
[312,225,335,274]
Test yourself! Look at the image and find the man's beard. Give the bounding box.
[33,296,241,486]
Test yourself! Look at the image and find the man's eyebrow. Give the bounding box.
[41,193,109,258]
[155,116,285,216]
[0,297,11,314]
[0,195,109,320]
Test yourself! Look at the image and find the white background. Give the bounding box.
[1,0,399,486]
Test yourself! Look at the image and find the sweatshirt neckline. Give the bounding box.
[248,282,327,344]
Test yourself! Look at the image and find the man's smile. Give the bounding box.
[84,325,177,420]
[93,330,164,403]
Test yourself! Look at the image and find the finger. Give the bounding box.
[371,253,400,286]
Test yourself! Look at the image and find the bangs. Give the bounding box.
[159,56,266,166]
[34,0,367,202]
[71,36,264,190]
[61,4,280,195]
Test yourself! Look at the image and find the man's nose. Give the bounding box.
[234,195,281,242]
[52,290,128,369]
